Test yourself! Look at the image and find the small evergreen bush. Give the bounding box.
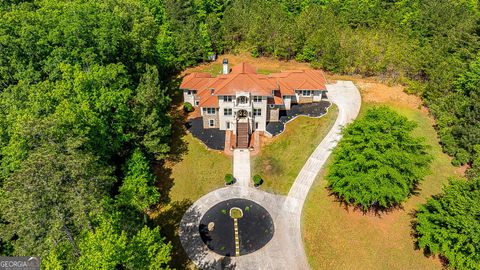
[183,102,193,112]
[224,174,234,185]
[253,174,263,186]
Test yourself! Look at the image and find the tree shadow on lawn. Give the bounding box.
[154,200,236,269]
[324,181,426,217]
[326,189,406,217]
[155,200,193,269]
[153,91,190,204]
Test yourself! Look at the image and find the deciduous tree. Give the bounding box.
[326,107,432,210]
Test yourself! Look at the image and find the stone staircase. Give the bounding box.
[236,122,249,148]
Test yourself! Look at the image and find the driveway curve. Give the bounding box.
[179,81,361,269]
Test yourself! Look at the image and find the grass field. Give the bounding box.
[167,133,232,202]
[302,98,463,270]
[253,105,338,195]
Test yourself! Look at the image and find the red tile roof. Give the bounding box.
[181,63,326,108]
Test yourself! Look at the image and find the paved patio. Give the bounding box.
[179,81,361,269]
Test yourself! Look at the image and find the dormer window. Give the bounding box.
[253,96,262,103]
[223,96,233,102]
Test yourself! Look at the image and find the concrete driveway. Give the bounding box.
[179,81,361,269]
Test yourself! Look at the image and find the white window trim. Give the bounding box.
[253,108,262,116]
[223,96,233,102]
[301,90,312,96]
[253,96,262,103]
[224,108,232,116]
[206,108,216,115]
[209,119,215,127]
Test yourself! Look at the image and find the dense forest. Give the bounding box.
[1,0,479,269]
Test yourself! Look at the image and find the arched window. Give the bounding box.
[237,110,248,118]
[237,96,248,104]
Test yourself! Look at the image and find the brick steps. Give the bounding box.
[236,123,249,148]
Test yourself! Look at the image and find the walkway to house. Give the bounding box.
[179,81,361,270]
[233,149,251,187]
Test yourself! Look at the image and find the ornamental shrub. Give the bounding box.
[326,107,432,210]
[224,174,234,185]
[253,174,263,186]
[183,102,193,112]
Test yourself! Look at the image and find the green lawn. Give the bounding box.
[202,63,223,76]
[302,102,462,270]
[253,105,338,195]
[167,133,231,202]
[198,62,277,76]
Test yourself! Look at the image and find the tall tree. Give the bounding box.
[117,148,160,212]
[130,65,171,160]
[75,217,171,270]
[326,107,432,210]
[0,139,114,257]
[415,178,480,270]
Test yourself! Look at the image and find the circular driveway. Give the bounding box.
[179,81,361,269]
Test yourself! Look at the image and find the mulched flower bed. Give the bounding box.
[186,117,226,150]
[266,101,331,136]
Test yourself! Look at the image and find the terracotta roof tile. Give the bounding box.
[180,72,212,89]
[198,90,219,108]
[181,63,327,106]
[230,62,257,74]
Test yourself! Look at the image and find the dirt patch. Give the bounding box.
[357,82,420,107]
[182,53,311,76]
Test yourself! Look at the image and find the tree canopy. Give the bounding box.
[0,0,185,265]
[326,107,432,210]
[415,178,480,270]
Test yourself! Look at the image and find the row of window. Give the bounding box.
[222,96,263,103]
[300,90,312,96]
[206,108,263,116]
[208,120,261,129]
[223,108,261,116]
